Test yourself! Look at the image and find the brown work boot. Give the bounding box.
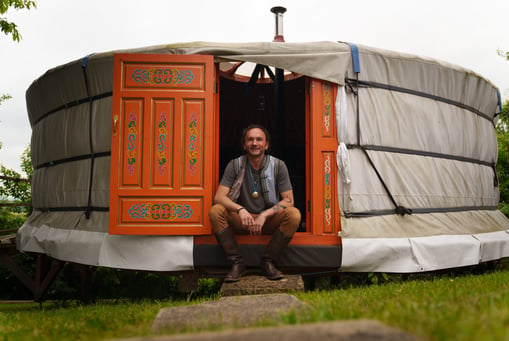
[215,227,246,282]
[261,229,291,280]
[261,260,284,280]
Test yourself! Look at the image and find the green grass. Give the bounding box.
[0,300,165,340]
[294,271,509,341]
[2,268,509,341]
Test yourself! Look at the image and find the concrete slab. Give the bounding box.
[151,293,307,332]
[123,319,423,341]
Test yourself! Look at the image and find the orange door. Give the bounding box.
[109,54,216,235]
[307,79,341,237]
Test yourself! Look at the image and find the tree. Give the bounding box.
[497,100,509,217]
[0,87,30,207]
[0,93,11,104]
[1,1,36,117]
[1,0,35,209]
[497,98,509,130]
[0,93,11,110]
[0,144,31,231]
[0,145,32,204]
[0,0,36,42]
[496,48,509,216]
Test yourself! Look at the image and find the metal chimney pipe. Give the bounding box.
[270,6,286,158]
[271,6,286,42]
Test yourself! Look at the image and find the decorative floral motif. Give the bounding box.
[322,82,331,135]
[187,112,199,175]
[131,68,194,85]
[127,202,193,220]
[127,203,148,219]
[126,112,137,176]
[157,112,168,176]
[324,154,332,226]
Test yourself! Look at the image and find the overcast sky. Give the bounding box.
[1,0,508,173]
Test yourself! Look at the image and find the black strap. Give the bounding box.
[33,206,109,213]
[34,151,110,170]
[344,205,498,218]
[348,144,499,190]
[346,78,494,124]
[32,91,112,127]
[82,55,95,219]
[349,144,495,168]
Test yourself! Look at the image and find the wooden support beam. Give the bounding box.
[0,253,35,293]
[34,255,64,302]
[75,264,96,301]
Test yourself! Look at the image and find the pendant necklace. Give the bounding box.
[248,162,260,199]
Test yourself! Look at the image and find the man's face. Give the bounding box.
[243,128,268,157]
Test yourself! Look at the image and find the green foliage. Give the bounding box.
[0,258,222,300]
[497,100,509,217]
[497,99,509,132]
[497,130,509,216]
[498,49,509,61]
[0,145,32,208]
[86,269,181,300]
[0,207,26,228]
[0,169,30,205]
[20,145,32,176]
[367,271,389,284]
[0,0,36,42]
[0,93,11,105]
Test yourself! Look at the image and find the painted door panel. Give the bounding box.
[109,54,215,235]
[307,79,341,237]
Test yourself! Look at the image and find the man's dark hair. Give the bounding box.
[240,124,271,153]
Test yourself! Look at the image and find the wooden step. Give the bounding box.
[220,275,304,296]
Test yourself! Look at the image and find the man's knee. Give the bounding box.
[286,207,301,226]
[209,204,227,223]
[279,207,301,236]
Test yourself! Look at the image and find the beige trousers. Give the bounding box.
[209,204,301,237]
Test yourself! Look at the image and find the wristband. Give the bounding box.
[236,207,246,214]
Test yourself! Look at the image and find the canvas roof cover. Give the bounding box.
[17,41,509,272]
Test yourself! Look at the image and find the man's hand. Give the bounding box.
[239,209,264,235]
[251,214,267,235]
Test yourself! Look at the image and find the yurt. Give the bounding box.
[16,38,509,277]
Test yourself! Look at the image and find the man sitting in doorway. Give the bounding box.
[209,124,301,282]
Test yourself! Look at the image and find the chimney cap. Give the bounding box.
[270,6,287,14]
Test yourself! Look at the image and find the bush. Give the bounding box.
[0,206,27,230]
[0,258,221,301]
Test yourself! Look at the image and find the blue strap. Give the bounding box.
[345,42,361,74]
[496,89,502,113]
[81,54,93,68]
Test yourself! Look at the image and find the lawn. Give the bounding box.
[1,265,509,341]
